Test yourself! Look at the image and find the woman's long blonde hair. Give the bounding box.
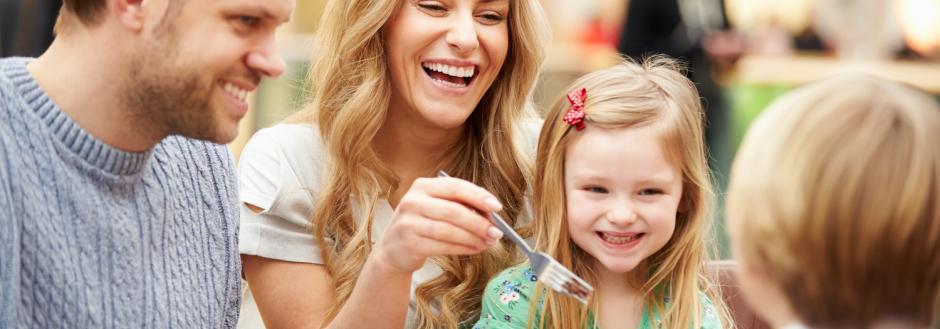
[727,74,940,328]
[528,57,729,328]
[292,0,550,327]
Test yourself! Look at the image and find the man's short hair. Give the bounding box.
[54,0,108,34]
[54,0,183,35]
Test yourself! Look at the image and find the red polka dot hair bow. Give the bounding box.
[563,87,587,131]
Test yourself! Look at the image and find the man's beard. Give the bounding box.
[121,44,226,145]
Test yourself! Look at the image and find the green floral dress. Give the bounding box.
[472,264,723,329]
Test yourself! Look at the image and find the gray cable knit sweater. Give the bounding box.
[0,57,241,328]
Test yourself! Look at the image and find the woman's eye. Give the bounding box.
[477,12,506,24]
[585,186,608,194]
[417,2,447,13]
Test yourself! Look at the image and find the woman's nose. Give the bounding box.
[446,13,480,55]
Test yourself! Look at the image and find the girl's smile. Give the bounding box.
[564,124,683,274]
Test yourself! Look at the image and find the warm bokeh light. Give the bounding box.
[724,0,814,33]
[899,0,940,54]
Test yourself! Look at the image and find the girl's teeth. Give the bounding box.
[601,233,640,244]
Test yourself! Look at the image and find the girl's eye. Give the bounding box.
[639,188,664,196]
[585,186,608,194]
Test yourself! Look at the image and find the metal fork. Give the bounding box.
[437,171,594,304]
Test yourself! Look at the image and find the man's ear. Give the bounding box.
[111,0,146,32]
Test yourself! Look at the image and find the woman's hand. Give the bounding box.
[375,176,505,274]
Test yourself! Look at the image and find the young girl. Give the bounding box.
[473,57,729,329]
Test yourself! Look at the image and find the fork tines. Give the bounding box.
[538,258,593,304]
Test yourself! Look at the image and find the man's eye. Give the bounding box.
[238,16,260,28]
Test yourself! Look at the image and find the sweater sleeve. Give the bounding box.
[0,134,19,327]
[210,143,243,329]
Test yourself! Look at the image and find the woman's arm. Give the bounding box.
[245,176,504,329]
[244,250,414,329]
[242,255,337,329]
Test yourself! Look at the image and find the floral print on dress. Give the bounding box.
[499,281,522,305]
[474,264,539,328]
[523,267,538,282]
[472,264,725,329]
[471,314,494,329]
[490,267,535,324]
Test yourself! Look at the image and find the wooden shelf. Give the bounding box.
[734,54,940,93]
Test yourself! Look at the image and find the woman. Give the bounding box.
[237,0,550,328]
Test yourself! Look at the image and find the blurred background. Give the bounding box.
[238,0,940,258]
[3,0,939,256]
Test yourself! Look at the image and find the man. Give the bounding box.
[0,0,293,327]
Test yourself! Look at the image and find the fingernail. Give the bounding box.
[488,226,504,240]
[484,197,503,211]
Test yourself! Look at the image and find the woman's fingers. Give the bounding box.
[396,199,491,250]
[403,195,502,243]
[412,177,503,213]
[379,175,507,273]
[397,233,487,257]
[419,214,493,250]
[376,223,483,274]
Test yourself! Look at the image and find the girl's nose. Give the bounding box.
[605,202,638,226]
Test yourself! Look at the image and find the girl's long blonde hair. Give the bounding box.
[291,0,550,327]
[528,57,729,328]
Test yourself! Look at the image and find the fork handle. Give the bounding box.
[488,211,535,255]
[436,171,535,255]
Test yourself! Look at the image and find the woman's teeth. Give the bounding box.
[423,63,475,78]
[222,82,248,102]
[422,62,476,88]
[435,79,468,88]
[599,232,642,244]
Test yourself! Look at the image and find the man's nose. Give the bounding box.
[247,40,286,78]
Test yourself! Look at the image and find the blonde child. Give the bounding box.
[726,74,940,329]
[473,57,729,329]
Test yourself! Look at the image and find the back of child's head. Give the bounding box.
[530,56,725,328]
[727,74,940,328]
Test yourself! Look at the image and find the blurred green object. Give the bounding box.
[728,82,793,153]
[253,59,310,129]
[712,82,792,259]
